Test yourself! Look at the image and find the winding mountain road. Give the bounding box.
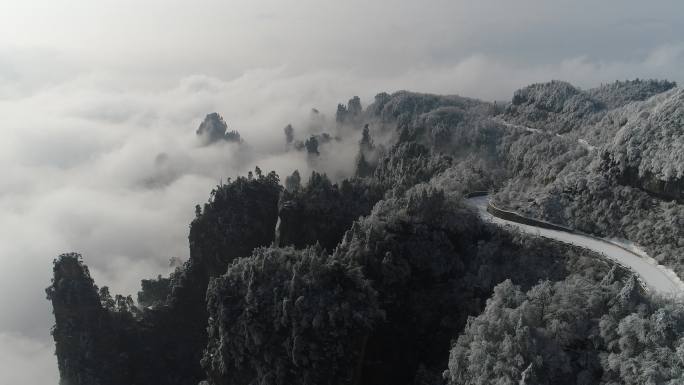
[492,117,597,151]
[467,195,684,297]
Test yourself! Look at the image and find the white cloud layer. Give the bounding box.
[2,1,684,383]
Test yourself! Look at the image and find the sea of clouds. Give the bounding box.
[2,1,684,383]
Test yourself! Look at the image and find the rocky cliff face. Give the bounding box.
[189,172,281,276]
[611,163,683,202]
[47,173,282,385]
[47,254,168,385]
[48,254,109,385]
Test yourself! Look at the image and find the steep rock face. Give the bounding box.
[48,172,282,385]
[47,254,151,385]
[48,254,110,385]
[47,254,212,385]
[156,172,282,383]
[139,173,281,384]
[190,171,281,276]
[614,165,683,202]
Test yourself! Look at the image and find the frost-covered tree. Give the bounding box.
[285,169,301,192]
[284,123,294,144]
[202,246,383,385]
[304,135,319,156]
[355,125,377,177]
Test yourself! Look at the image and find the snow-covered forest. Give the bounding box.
[48,80,684,385]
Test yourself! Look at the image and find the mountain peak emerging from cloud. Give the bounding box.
[196,112,242,146]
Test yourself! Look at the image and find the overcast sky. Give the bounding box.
[1,1,684,383]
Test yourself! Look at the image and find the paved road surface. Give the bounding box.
[467,195,683,296]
